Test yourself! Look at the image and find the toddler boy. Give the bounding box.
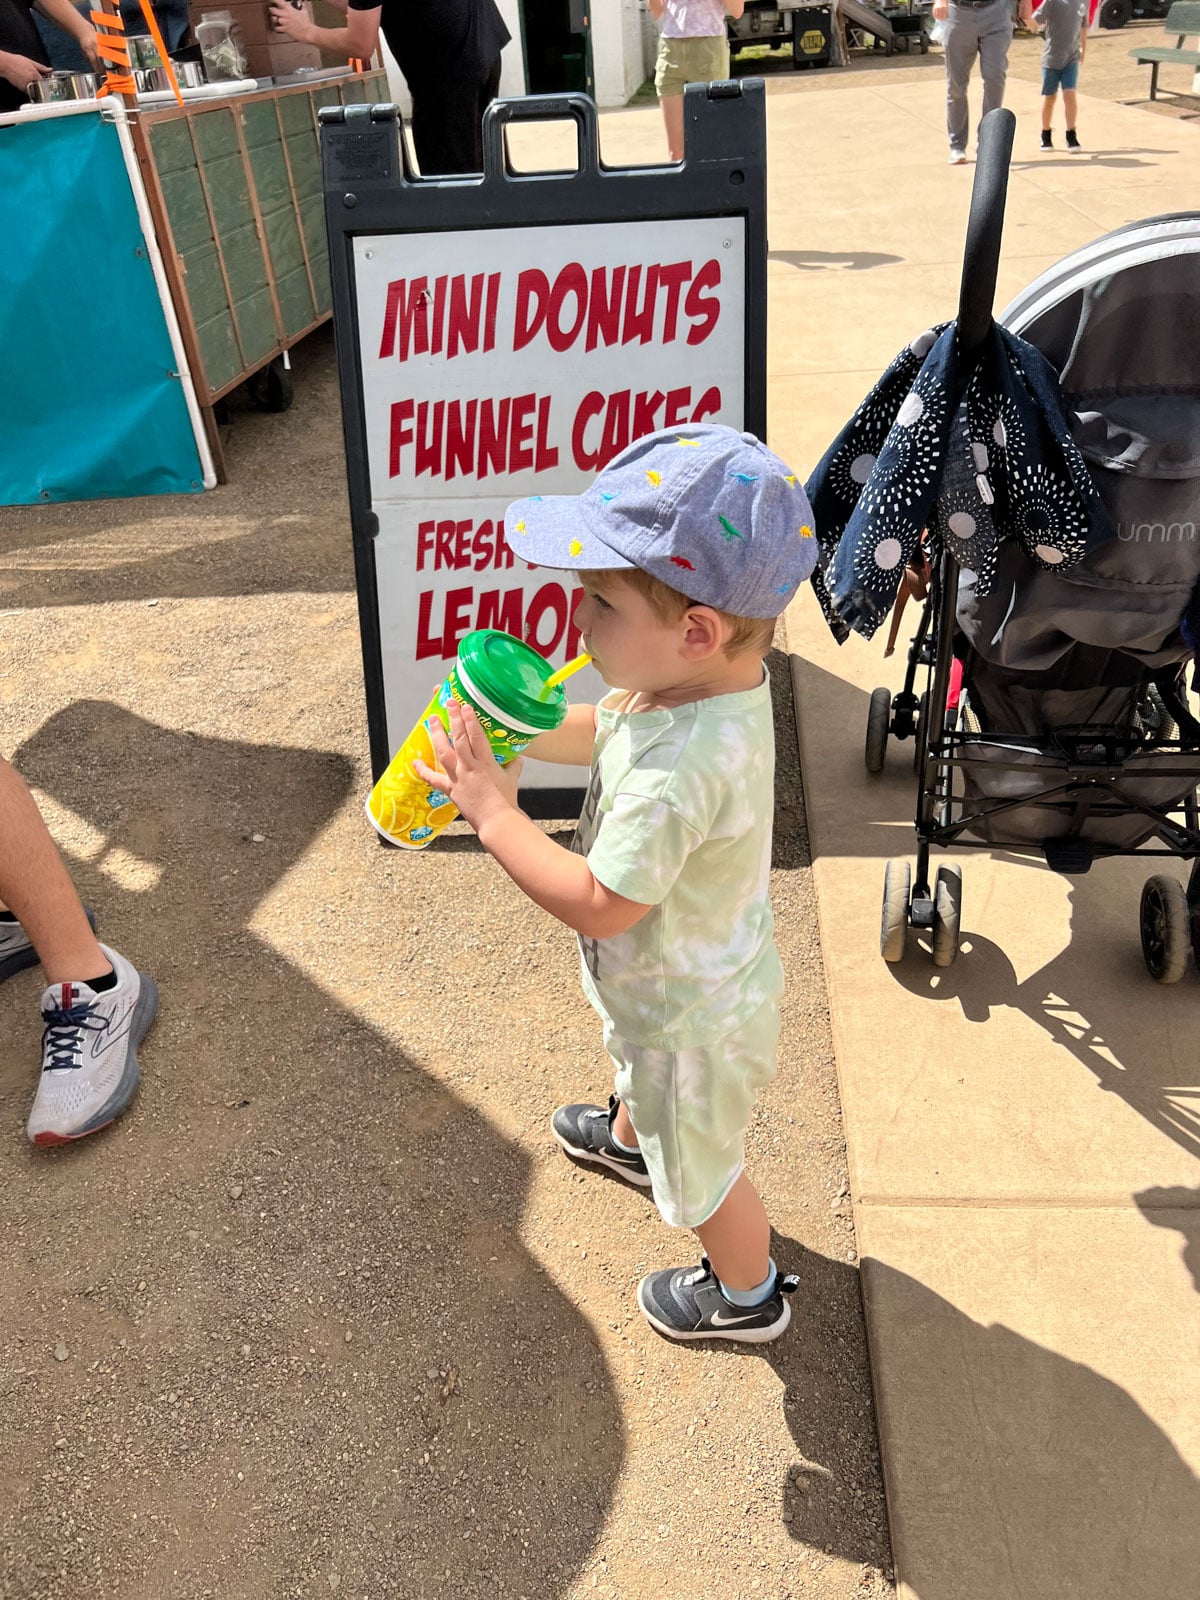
[1036,0,1087,152]
[416,425,818,1343]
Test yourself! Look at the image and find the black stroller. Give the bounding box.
[815,112,1200,981]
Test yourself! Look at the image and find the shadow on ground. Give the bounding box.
[0,703,622,1600]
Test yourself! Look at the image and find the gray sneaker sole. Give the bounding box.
[551,1123,654,1187]
[31,972,158,1147]
[637,1278,793,1344]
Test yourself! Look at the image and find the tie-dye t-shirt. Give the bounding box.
[571,671,783,1050]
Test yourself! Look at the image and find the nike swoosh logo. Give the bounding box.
[709,1306,764,1327]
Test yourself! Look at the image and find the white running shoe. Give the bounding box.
[27,943,158,1146]
[948,149,968,165]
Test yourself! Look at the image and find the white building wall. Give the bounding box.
[592,0,653,106]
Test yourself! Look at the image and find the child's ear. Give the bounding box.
[680,605,726,659]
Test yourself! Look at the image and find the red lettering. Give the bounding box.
[430,274,448,356]
[444,586,473,655]
[445,398,477,481]
[453,519,472,570]
[514,269,549,351]
[378,277,428,362]
[417,519,436,572]
[685,259,721,346]
[664,386,691,428]
[484,272,500,353]
[415,590,444,660]
[416,401,444,477]
[585,264,625,353]
[572,391,605,472]
[691,385,721,423]
[477,587,524,635]
[598,390,631,469]
[509,393,536,473]
[525,582,569,656]
[388,399,415,478]
[547,263,588,353]
[478,398,511,480]
[622,264,657,345]
[534,395,559,473]
[435,519,457,570]
[447,273,485,359]
[473,520,496,572]
[657,261,691,344]
[632,389,665,439]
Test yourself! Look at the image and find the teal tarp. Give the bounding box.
[0,111,204,504]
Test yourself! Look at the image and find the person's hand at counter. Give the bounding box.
[36,0,101,72]
[270,0,380,59]
[1,51,52,90]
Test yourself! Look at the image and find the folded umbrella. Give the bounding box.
[805,321,1113,642]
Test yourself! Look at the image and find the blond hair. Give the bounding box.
[577,567,776,658]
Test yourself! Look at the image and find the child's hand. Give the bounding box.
[414,699,524,831]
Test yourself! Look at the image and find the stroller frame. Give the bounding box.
[865,112,1200,981]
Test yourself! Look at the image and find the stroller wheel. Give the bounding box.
[931,864,963,968]
[1139,875,1189,983]
[881,859,911,963]
[866,688,891,775]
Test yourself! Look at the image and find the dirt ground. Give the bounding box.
[0,339,889,1597]
[2,32,1190,1600]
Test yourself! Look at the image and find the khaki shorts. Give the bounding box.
[604,1000,780,1229]
[654,33,730,99]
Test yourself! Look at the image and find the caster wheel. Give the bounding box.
[1140,875,1188,983]
[866,687,891,774]
[931,864,962,968]
[247,356,295,413]
[881,858,911,963]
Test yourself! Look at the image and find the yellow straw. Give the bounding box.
[540,652,591,696]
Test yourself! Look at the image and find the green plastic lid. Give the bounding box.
[455,630,567,733]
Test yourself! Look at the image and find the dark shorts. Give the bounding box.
[1042,61,1080,93]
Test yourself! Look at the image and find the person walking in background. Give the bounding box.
[1035,0,1087,151]
[648,0,745,164]
[932,0,1033,165]
[269,0,509,176]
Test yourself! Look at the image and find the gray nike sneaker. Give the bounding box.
[551,1094,652,1188]
[0,908,96,985]
[638,1257,799,1344]
[27,943,158,1146]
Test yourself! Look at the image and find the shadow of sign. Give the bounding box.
[0,702,623,1598]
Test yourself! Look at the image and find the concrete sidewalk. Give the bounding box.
[764,81,1200,1600]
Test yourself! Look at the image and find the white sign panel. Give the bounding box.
[353,216,747,784]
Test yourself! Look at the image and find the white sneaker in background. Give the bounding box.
[27,944,158,1146]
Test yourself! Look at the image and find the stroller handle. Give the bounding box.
[957,108,1016,364]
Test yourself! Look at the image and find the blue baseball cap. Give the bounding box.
[503,425,818,619]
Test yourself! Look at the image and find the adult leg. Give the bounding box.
[659,94,684,162]
[977,2,1013,128]
[409,68,486,176]
[944,15,979,155]
[0,756,109,985]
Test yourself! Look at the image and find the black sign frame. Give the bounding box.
[320,85,768,818]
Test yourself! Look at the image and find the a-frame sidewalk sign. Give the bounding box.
[320,84,767,815]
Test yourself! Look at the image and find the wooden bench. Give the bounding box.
[1130,1,1200,100]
